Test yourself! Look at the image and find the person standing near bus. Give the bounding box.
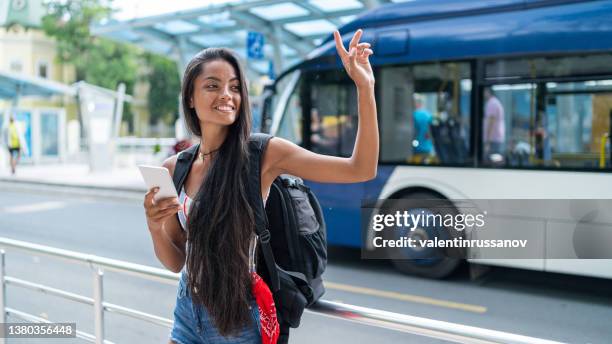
[3,116,22,175]
[483,87,506,163]
[412,94,434,159]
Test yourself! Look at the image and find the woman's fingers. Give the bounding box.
[143,187,159,208]
[348,47,358,71]
[349,29,363,50]
[335,30,371,70]
[150,206,180,222]
[158,197,180,208]
[333,30,348,58]
[144,191,180,220]
[357,48,374,62]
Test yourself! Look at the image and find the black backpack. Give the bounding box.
[171,133,327,329]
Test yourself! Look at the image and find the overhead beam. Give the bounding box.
[294,2,343,26]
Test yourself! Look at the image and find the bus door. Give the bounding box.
[304,70,365,248]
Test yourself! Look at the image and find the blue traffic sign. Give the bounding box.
[247,31,265,59]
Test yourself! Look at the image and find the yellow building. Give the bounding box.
[0,0,77,119]
[0,0,153,167]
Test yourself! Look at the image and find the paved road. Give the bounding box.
[1,187,611,343]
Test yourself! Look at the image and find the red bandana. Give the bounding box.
[251,272,279,344]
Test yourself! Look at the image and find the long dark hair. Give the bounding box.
[181,48,255,336]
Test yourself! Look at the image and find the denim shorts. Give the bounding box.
[170,271,261,344]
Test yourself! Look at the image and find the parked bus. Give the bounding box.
[262,0,612,279]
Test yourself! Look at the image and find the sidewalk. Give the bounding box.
[0,162,148,198]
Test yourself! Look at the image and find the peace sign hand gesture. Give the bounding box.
[334,29,374,89]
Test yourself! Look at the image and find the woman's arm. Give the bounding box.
[266,29,378,183]
[147,213,186,273]
[143,156,187,273]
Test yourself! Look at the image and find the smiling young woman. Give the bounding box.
[143,29,378,344]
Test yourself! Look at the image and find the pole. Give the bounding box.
[93,269,104,344]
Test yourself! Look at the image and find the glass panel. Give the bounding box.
[485,81,612,169]
[153,20,199,35]
[379,62,472,165]
[41,112,59,156]
[309,70,357,157]
[308,0,363,11]
[250,3,309,20]
[14,111,32,159]
[545,81,612,169]
[284,20,337,36]
[485,54,612,81]
[482,84,533,166]
[276,79,303,145]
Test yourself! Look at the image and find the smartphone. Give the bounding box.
[138,165,178,201]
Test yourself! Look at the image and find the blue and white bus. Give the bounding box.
[263,0,612,279]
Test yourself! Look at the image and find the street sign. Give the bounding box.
[247,31,265,59]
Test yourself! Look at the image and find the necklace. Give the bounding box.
[198,147,219,160]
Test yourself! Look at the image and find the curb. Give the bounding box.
[0,179,146,201]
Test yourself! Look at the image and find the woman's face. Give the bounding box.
[190,59,241,128]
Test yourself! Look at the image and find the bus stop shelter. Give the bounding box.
[91,0,389,78]
[0,71,132,169]
[0,70,75,106]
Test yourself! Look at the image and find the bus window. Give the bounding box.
[309,71,357,157]
[482,84,535,166]
[277,79,303,145]
[544,80,612,169]
[379,62,472,165]
[485,54,612,80]
[484,54,612,170]
[483,81,612,169]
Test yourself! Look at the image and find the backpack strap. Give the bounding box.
[172,143,200,191]
[248,133,280,292]
[172,143,199,222]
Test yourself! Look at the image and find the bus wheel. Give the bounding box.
[387,192,462,279]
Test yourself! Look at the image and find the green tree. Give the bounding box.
[42,0,139,130]
[142,53,180,126]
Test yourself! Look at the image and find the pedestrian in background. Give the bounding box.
[412,94,434,159]
[483,87,506,163]
[3,116,22,175]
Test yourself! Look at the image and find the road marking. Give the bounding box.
[324,281,487,314]
[2,202,66,214]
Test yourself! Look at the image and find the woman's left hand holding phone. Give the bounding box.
[143,187,182,232]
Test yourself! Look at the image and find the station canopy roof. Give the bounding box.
[91,0,396,76]
[0,70,75,100]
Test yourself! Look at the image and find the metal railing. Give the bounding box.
[0,237,565,344]
[115,137,177,154]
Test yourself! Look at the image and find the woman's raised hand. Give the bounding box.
[333,29,374,89]
[143,187,181,231]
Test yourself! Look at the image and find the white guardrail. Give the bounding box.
[0,237,566,344]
